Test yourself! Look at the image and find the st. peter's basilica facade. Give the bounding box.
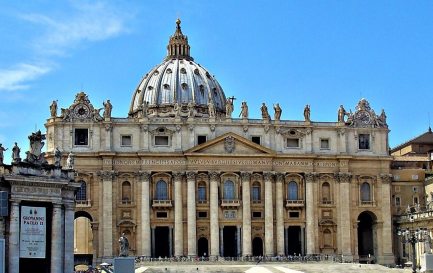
[45,20,394,265]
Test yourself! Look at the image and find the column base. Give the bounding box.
[377,254,395,266]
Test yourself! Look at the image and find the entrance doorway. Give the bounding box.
[197,237,208,257]
[286,226,302,255]
[358,211,376,261]
[74,211,93,266]
[154,226,170,258]
[252,237,263,256]
[223,226,237,257]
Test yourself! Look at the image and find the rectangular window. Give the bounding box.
[287,138,299,148]
[395,196,401,206]
[156,211,168,218]
[155,135,169,146]
[197,211,207,218]
[413,187,418,193]
[121,135,132,146]
[197,186,206,202]
[251,136,261,145]
[252,187,260,201]
[358,134,370,150]
[74,128,89,146]
[320,139,330,149]
[252,211,262,218]
[289,211,300,218]
[197,135,207,145]
[414,196,419,204]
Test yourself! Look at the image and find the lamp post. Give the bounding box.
[397,227,429,273]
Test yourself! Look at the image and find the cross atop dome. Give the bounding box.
[166,18,193,61]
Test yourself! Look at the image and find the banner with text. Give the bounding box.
[20,206,46,258]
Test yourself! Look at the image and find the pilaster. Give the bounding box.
[9,201,20,273]
[379,173,394,264]
[98,170,116,257]
[305,172,316,254]
[336,172,352,259]
[51,203,63,273]
[64,203,75,273]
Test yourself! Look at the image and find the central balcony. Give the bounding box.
[152,200,173,208]
[285,199,304,208]
[220,199,241,207]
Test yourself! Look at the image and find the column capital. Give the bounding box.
[97,170,117,180]
[240,172,252,181]
[64,202,75,211]
[380,173,392,184]
[305,172,317,183]
[209,171,220,181]
[52,203,62,209]
[186,171,197,180]
[275,173,284,183]
[263,171,275,182]
[138,171,151,181]
[335,172,352,183]
[172,171,185,181]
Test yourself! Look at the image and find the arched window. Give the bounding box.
[76,180,87,201]
[122,181,132,202]
[323,229,332,247]
[322,182,331,203]
[360,182,371,202]
[198,182,207,202]
[156,180,168,200]
[224,180,235,200]
[252,182,261,201]
[288,181,298,200]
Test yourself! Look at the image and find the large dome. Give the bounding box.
[129,19,227,118]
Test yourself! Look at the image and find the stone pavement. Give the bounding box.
[135,263,412,273]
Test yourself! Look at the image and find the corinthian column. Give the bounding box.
[209,172,220,258]
[139,171,151,257]
[241,172,252,256]
[264,172,274,256]
[336,173,352,258]
[51,203,63,273]
[173,172,184,257]
[380,173,394,263]
[99,170,115,257]
[275,173,285,256]
[305,172,316,255]
[187,171,197,257]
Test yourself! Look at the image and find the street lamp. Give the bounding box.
[397,227,430,273]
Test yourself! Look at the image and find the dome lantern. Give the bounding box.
[166,19,193,61]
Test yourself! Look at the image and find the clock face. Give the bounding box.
[74,104,90,118]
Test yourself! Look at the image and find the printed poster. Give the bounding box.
[20,206,46,258]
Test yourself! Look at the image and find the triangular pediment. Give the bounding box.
[185,132,275,156]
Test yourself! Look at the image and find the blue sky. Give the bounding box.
[0,1,433,163]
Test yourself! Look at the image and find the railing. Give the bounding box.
[134,254,357,264]
[220,199,241,207]
[121,200,132,205]
[197,200,208,205]
[252,200,262,205]
[360,200,375,206]
[152,200,172,207]
[285,199,304,207]
[75,200,91,207]
[321,200,333,205]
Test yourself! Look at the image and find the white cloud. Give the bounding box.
[1,1,130,91]
[20,1,128,56]
[0,63,51,91]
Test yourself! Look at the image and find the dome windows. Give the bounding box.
[163,84,170,89]
[205,72,211,79]
[166,68,172,74]
[180,68,187,74]
[181,83,188,90]
[148,86,154,90]
[153,71,159,76]
[194,69,200,75]
[199,85,205,96]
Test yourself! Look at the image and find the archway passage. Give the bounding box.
[252,237,263,256]
[223,226,237,257]
[154,226,170,258]
[74,212,93,266]
[358,211,376,261]
[287,226,302,255]
[197,237,208,257]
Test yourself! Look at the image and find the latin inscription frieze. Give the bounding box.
[13,186,61,196]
